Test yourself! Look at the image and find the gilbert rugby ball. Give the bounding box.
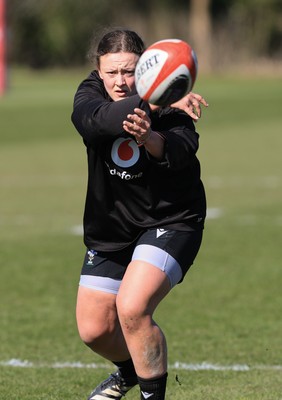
[135,39,198,106]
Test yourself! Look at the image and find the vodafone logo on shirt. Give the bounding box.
[107,137,143,180]
[111,137,140,167]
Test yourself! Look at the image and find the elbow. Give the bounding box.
[71,109,94,139]
[71,109,81,133]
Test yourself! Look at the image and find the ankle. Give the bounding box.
[138,372,168,400]
[112,358,138,384]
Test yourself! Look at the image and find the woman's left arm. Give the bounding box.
[149,92,209,122]
[170,92,209,121]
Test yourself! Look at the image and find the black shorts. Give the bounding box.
[79,228,203,294]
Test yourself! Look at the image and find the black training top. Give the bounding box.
[71,71,206,251]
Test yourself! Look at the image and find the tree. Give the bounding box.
[189,0,213,72]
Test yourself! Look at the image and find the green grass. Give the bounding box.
[0,68,282,399]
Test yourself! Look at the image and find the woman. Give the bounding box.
[71,28,208,400]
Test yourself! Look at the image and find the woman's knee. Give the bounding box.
[116,261,170,333]
[116,294,148,334]
[76,286,119,347]
[77,319,112,347]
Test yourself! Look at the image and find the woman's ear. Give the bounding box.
[98,69,103,80]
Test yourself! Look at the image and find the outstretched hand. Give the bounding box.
[170,92,209,121]
[123,108,152,145]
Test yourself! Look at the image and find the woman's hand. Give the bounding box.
[170,92,209,121]
[123,108,152,146]
[123,108,164,160]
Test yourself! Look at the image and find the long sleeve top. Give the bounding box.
[71,71,206,251]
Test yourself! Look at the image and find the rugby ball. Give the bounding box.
[135,39,198,106]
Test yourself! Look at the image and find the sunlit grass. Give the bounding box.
[0,68,281,399]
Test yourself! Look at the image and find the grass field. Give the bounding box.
[0,68,281,399]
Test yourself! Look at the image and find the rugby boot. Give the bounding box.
[88,370,138,399]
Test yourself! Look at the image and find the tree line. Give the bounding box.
[6,0,282,71]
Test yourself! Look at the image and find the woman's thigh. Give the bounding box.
[117,259,171,318]
[116,229,203,317]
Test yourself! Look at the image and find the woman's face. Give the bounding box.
[98,52,139,101]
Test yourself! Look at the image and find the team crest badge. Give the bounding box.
[86,250,97,265]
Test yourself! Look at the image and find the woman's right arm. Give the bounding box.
[71,71,151,144]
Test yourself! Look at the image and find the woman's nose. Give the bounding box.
[116,73,125,86]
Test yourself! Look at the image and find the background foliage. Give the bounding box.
[6,0,282,71]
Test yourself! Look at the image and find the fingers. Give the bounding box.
[124,109,150,129]
[122,108,151,141]
[191,101,202,119]
[187,93,209,119]
[123,116,145,131]
[186,107,200,122]
[170,92,209,121]
[188,94,208,119]
[189,92,209,108]
[132,108,150,124]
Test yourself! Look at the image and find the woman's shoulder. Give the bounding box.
[87,70,102,81]
[77,70,109,98]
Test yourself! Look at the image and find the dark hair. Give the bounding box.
[88,28,145,68]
